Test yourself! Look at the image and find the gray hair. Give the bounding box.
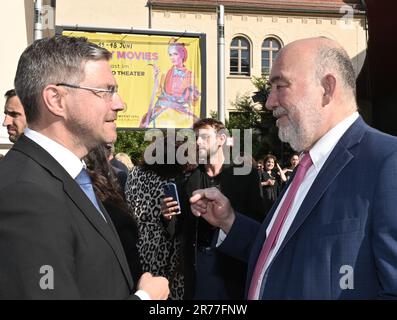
[14,35,112,124]
[315,44,356,97]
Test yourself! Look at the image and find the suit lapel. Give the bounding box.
[13,136,134,291]
[275,145,353,255]
[62,179,134,290]
[96,200,134,288]
[247,175,295,282]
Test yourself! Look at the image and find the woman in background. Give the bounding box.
[125,138,186,299]
[260,154,287,214]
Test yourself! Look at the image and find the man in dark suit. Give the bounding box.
[0,36,169,299]
[190,37,397,299]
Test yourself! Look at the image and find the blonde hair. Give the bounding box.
[115,152,134,170]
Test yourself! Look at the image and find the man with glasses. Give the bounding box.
[0,36,169,300]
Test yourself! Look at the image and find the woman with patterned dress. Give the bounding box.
[125,140,186,299]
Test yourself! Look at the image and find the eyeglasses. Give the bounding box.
[56,83,118,100]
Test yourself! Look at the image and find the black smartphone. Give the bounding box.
[163,182,181,215]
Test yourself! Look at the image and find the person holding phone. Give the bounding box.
[125,138,186,300]
[163,182,181,215]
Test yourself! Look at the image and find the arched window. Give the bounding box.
[261,37,282,75]
[230,36,250,76]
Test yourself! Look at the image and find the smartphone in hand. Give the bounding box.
[163,182,181,215]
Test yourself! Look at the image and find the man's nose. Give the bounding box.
[265,89,277,111]
[2,115,11,127]
[112,93,124,112]
[196,137,204,146]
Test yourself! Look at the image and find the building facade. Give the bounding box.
[0,0,366,154]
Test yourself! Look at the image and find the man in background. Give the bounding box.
[2,89,27,142]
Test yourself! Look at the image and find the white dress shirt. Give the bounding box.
[24,128,84,178]
[250,112,359,299]
[25,128,106,225]
[23,128,151,300]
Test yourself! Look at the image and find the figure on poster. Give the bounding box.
[140,40,200,128]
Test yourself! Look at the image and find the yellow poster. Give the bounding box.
[62,30,202,129]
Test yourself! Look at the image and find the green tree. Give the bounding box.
[227,75,292,164]
[115,130,148,165]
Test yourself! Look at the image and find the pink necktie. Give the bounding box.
[247,152,313,300]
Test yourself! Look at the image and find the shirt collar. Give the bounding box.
[24,128,84,179]
[308,112,359,172]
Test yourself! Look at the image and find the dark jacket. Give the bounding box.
[104,202,143,286]
[221,117,397,299]
[177,163,265,299]
[110,158,129,174]
[0,136,137,299]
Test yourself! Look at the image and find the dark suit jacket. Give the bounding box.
[220,117,397,299]
[0,136,138,299]
[104,202,143,285]
[110,158,129,174]
[111,166,128,193]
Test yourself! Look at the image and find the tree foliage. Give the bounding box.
[226,75,292,164]
[115,130,148,165]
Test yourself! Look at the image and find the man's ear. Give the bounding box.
[217,132,227,147]
[321,74,336,106]
[42,85,66,118]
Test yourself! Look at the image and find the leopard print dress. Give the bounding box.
[125,166,184,300]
